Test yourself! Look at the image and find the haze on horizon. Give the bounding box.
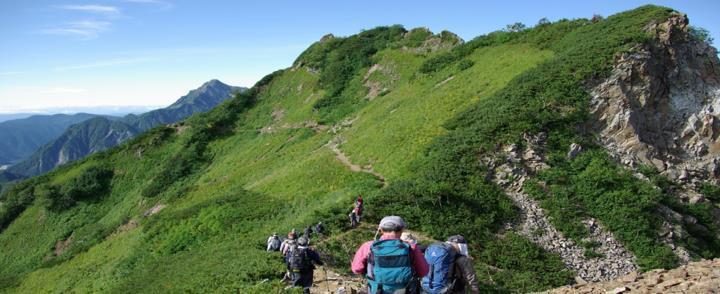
[1,0,718,114]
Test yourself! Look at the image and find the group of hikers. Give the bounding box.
[265,196,478,293]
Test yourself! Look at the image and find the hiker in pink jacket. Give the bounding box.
[351,216,429,293]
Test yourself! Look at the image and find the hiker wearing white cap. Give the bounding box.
[351,216,429,293]
[267,233,280,251]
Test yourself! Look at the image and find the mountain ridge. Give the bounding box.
[0,5,718,293]
[0,113,101,166]
[5,80,245,177]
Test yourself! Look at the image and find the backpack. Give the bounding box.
[367,239,413,293]
[421,243,457,294]
[269,237,281,251]
[283,239,298,255]
[287,247,311,272]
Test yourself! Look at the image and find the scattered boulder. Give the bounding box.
[545,258,720,293]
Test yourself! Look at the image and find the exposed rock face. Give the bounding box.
[404,28,463,53]
[544,258,720,293]
[590,13,720,186]
[589,13,720,262]
[363,63,399,100]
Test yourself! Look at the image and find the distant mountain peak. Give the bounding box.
[168,79,244,110]
[7,80,245,177]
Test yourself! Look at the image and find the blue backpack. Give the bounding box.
[421,243,457,294]
[367,239,414,293]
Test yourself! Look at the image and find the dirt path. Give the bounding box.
[312,267,365,294]
[327,138,388,188]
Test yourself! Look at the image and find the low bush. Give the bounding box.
[38,165,114,211]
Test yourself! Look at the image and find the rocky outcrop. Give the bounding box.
[545,258,720,293]
[490,133,638,282]
[590,13,720,186]
[403,28,462,53]
[363,63,399,100]
[589,13,720,262]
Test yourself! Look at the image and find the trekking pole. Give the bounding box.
[373,227,380,241]
[323,266,331,293]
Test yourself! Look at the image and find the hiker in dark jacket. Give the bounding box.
[303,225,313,239]
[314,221,324,236]
[446,235,479,294]
[287,237,323,294]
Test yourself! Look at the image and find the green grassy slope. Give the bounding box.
[0,32,553,292]
[1,5,716,293]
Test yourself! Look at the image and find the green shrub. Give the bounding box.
[698,182,720,202]
[689,26,714,45]
[530,151,679,269]
[480,233,574,292]
[456,59,475,70]
[402,28,433,48]
[38,165,114,211]
[0,179,36,231]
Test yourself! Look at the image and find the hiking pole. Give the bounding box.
[322,266,331,293]
[373,227,380,241]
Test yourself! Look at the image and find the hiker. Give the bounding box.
[354,196,364,221]
[314,221,325,236]
[421,235,479,294]
[349,209,359,228]
[267,233,281,252]
[287,237,323,294]
[352,216,429,293]
[303,225,313,239]
[280,231,298,256]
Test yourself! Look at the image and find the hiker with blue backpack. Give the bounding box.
[351,216,429,294]
[421,235,479,294]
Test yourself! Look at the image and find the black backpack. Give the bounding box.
[287,247,311,272]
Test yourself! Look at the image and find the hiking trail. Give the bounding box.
[327,137,388,188]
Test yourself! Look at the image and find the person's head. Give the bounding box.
[379,216,405,237]
[298,237,309,247]
[446,235,469,257]
[400,232,417,245]
[288,232,296,239]
[272,232,277,237]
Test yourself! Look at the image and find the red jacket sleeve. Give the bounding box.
[351,241,372,274]
[411,244,429,277]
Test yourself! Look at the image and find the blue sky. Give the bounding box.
[0,0,718,113]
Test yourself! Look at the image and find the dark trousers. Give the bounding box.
[291,270,313,294]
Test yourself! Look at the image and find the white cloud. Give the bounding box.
[40,87,88,94]
[58,5,120,15]
[123,0,172,7]
[0,71,25,76]
[40,20,111,39]
[54,57,154,71]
